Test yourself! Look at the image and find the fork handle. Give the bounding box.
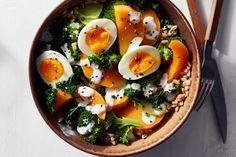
[186,0,205,49]
[205,0,224,41]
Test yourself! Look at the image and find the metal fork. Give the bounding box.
[187,0,215,111]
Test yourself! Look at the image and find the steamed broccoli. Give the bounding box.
[170,83,182,93]
[88,50,121,70]
[147,90,166,109]
[107,112,141,144]
[82,127,103,144]
[136,69,164,87]
[64,104,86,124]
[156,43,173,63]
[100,0,127,20]
[63,20,84,42]
[124,88,142,105]
[77,110,96,127]
[44,86,57,112]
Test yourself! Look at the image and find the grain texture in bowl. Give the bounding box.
[29,0,201,156]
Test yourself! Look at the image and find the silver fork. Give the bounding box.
[194,41,215,111]
[186,0,215,111]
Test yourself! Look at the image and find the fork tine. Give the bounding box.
[196,80,215,111]
[194,79,207,109]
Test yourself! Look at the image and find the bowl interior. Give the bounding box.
[29,0,201,156]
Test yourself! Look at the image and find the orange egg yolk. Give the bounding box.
[129,52,156,75]
[39,58,64,82]
[86,28,110,53]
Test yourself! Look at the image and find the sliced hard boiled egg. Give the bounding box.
[118,45,161,80]
[77,18,117,55]
[36,50,73,87]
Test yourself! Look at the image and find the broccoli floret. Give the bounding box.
[44,86,57,112]
[107,112,141,129]
[67,42,81,61]
[56,66,90,96]
[161,19,172,28]
[64,104,86,124]
[124,88,142,105]
[147,90,166,109]
[88,50,121,70]
[170,83,182,93]
[136,69,164,88]
[82,127,102,144]
[107,112,140,144]
[115,126,134,144]
[63,20,84,42]
[77,110,96,127]
[100,0,127,21]
[156,43,173,63]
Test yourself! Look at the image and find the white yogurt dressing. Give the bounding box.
[90,64,104,84]
[143,16,160,40]
[77,121,95,135]
[153,103,167,116]
[85,104,107,115]
[79,58,104,84]
[105,86,126,107]
[143,84,158,97]
[77,98,91,107]
[78,86,95,98]
[130,83,141,91]
[61,43,75,64]
[59,123,77,137]
[129,11,142,24]
[141,111,156,125]
[160,73,174,92]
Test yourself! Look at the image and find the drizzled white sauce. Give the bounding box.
[59,123,77,137]
[143,84,158,97]
[78,86,95,98]
[141,111,156,125]
[160,73,174,92]
[77,121,95,135]
[85,104,107,115]
[130,83,141,91]
[105,86,126,107]
[105,83,141,107]
[90,64,104,84]
[61,43,75,64]
[153,103,167,116]
[129,11,142,24]
[77,98,91,107]
[143,16,159,40]
[79,58,104,84]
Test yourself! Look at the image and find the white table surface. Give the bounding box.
[1,0,236,157]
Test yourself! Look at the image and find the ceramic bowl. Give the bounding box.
[29,0,201,156]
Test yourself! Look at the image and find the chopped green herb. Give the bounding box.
[44,86,57,112]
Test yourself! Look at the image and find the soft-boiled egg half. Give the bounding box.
[118,45,161,80]
[78,18,117,55]
[36,50,73,87]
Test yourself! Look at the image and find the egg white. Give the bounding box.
[36,50,73,88]
[77,18,117,55]
[118,45,161,80]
